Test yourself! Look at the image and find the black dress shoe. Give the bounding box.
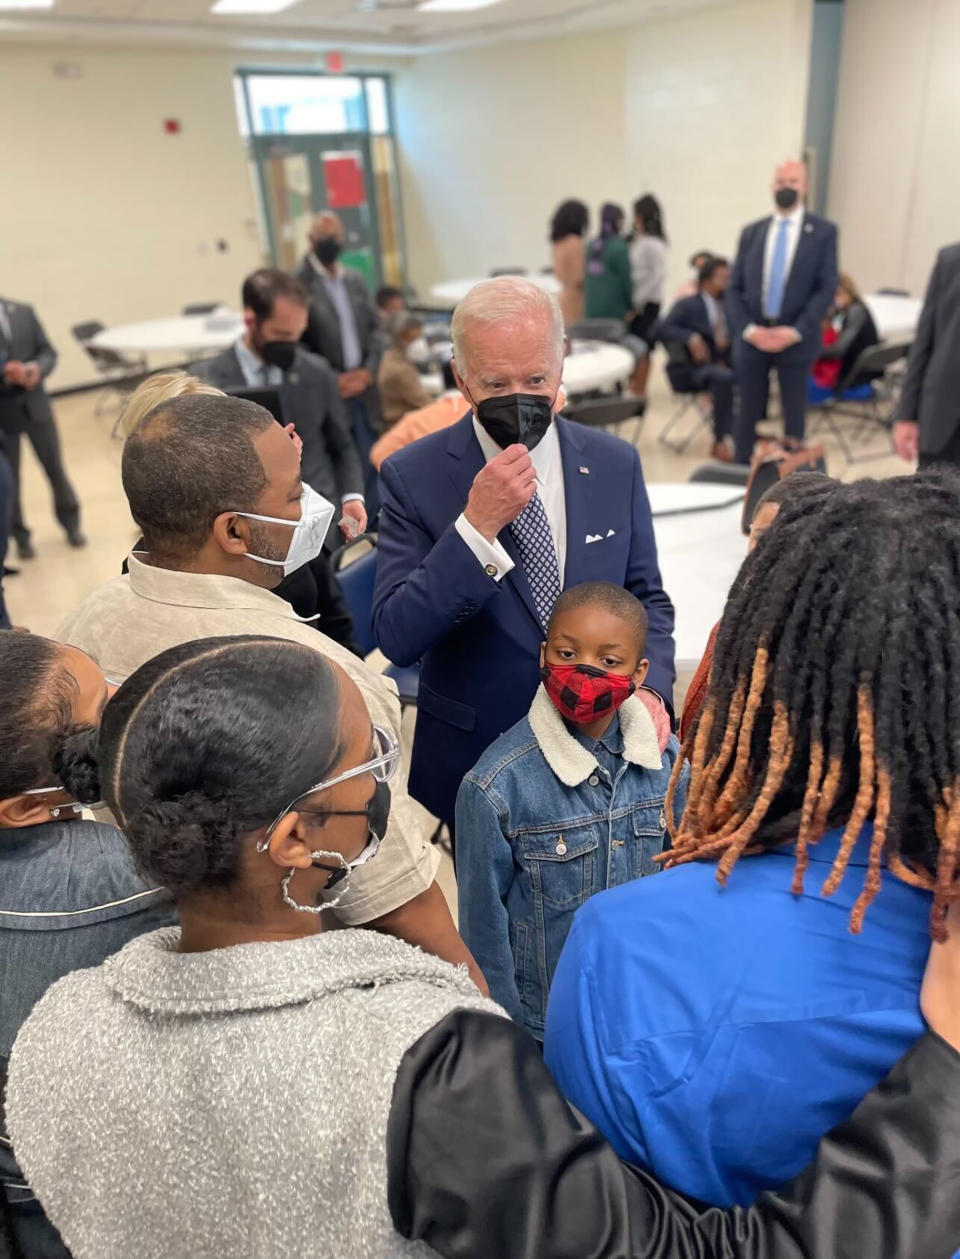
[16,539,36,561]
[2,565,20,578]
[66,529,87,549]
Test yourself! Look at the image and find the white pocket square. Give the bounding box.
[586,530,616,544]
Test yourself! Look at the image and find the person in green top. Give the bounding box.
[583,203,632,321]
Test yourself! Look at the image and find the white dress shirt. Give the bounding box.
[762,206,804,310]
[454,418,567,583]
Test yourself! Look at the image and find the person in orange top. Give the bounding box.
[680,471,835,737]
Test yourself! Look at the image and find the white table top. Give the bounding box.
[429,273,561,306]
[648,483,746,669]
[562,341,634,394]
[864,292,922,341]
[91,311,244,355]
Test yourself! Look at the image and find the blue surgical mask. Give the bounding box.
[237,484,335,577]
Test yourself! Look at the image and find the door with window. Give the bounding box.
[237,72,405,289]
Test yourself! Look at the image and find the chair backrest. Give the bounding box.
[566,397,644,428]
[876,287,910,297]
[837,340,909,392]
[489,267,528,277]
[71,320,105,343]
[182,302,221,316]
[664,339,692,366]
[566,318,626,344]
[689,463,751,486]
[330,535,378,656]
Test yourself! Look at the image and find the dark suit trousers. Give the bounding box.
[0,447,12,627]
[3,397,80,544]
[734,343,811,464]
[349,394,381,523]
[919,425,960,470]
[690,364,734,440]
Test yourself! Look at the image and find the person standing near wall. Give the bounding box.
[627,194,668,399]
[583,204,632,323]
[549,200,589,327]
[0,296,84,561]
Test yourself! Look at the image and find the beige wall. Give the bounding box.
[828,0,960,295]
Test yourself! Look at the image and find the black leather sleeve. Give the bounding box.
[819,302,869,361]
[387,1009,960,1259]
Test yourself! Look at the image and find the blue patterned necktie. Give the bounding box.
[510,492,562,631]
[764,217,791,320]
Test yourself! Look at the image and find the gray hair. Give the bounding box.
[451,276,565,376]
[385,310,423,348]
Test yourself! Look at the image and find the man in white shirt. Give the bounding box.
[372,277,675,828]
[726,160,838,464]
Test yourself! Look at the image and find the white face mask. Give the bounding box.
[237,484,335,577]
[406,336,431,364]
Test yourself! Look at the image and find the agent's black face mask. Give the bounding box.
[472,391,554,451]
[774,187,799,210]
[314,237,342,266]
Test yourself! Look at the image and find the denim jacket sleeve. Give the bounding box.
[667,742,690,833]
[455,779,523,1024]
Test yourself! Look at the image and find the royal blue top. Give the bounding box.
[544,824,932,1206]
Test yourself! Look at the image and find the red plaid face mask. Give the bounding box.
[540,662,636,725]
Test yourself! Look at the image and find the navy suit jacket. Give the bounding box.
[726,212,838,364]
[656,294,730,393]
[372,414,676,823]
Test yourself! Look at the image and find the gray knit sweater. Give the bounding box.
[7,926,501,1258]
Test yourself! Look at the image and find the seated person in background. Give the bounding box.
[657,256,736,461]
[680,471,835,737]
[194,267,366,548]
[0,635,173,1258]
[674,249,714,299]
[456,582,687,1042]
[56,392,481,986]
[10,635,960,1259]
[546,471,960,1208]
[375,285,406,320]
[369,388,464,472]
[117,371,362,655]
[377,311,433,427]
[808,272,881,402]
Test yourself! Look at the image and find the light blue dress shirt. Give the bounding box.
[233,337,283,388]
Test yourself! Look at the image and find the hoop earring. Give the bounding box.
[280,851,350,915]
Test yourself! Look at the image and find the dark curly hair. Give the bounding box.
[57,636,347,898]
[0,635,81,798]
[633,193,666,242]
[664,470,960,940]
[550,199,589,243]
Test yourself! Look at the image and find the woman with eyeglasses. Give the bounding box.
[0,634,174,1258]
[9,634,960,1259]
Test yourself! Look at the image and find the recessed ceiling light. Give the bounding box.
[210,0,299,14]
[0,0,55,9]
[417,0,506,12]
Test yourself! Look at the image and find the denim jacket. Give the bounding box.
[456,688,689,1039]
[1,819,174,1256]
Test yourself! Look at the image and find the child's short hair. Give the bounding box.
[548,582,649,654]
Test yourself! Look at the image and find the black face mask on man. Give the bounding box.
[260,340,297,372]
[471,391,555,451]
[314,237,342,266]
[774,187,800,211]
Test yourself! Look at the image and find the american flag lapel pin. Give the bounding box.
[579,465,590,474]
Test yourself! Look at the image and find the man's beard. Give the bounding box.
[247,520,288,586]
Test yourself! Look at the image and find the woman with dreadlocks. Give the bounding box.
[545,470,960,1209]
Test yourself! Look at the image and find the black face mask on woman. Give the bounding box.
[473,392,554,451]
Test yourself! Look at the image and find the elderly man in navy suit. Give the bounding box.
[727,160,838,464]
[373,277,675,828]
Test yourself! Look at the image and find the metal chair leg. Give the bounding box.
[659,398,708,454]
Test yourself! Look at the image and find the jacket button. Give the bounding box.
[555,837,568,856]
[588,774,599,787]
[659,808,667,829]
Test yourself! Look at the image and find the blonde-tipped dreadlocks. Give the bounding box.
[664,470,960,940]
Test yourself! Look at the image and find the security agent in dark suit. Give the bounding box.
[297,211,383,513]
[656,256,736,460]
[0,297,83,560]
[195,268,367,549]
[893,242,960,469]
[726,160,839,464]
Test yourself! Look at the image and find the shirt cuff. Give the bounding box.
[742,323,758,341]
[341,493,365,504]
[454,513,514,582]
[788,327,803,343]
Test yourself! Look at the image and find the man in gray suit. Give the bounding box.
[893,242,960,469]
[0,297,83,560]
[195,268,366,548]
[297,211,382,513]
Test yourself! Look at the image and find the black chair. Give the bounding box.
[565,397,645,445]
[181,302,222,316]
[71,320,151,425]
[688,462,751,487]
[876,287,910,297]
[808,341,910,465]
[658,340,712,454]
[489,267,528,277]
[566,318,626,345]
[329,534,420,709]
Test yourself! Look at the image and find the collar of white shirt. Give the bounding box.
[308,253,341,282]
[234,336,282,388]
[771,205,804,232]
[471,413,561,485]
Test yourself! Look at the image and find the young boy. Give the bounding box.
[456,581,688,1041]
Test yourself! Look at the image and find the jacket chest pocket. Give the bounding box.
[630,802,669,878]
[522,825,599,908]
